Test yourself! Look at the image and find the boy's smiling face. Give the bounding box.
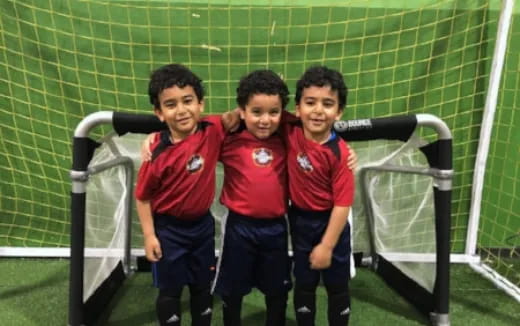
[296,85,342,143]
[155,85,204,142]
[240,93,282,139]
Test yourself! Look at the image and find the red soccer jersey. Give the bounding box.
[219,128,288,218]
[135,115,225,220]
[283,117,354,211]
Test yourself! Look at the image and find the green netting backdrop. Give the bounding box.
[0,1,518,285]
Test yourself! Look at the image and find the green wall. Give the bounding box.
[0,1,518,254]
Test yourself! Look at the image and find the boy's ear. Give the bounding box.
[295,105,301,117]
[199,99,205,113]
[154,108,164,122]
[239,108,245,120]
[335,109,343,121]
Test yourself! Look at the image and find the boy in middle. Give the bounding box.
[212,69,292,326]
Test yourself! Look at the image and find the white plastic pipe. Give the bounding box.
[466,0,515,255]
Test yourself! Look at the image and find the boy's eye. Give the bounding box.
[323,100,335,108]
[269,109,281,116]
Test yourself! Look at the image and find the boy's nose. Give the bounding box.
[312,104,324,113]
[177,105,188,113]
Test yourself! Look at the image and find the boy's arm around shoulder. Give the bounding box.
[282,110,299,123]
[140,110,238,162]
[346,143,358,171]
[221,108,241,132]
[141,133,159,162]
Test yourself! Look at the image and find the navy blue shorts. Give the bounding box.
[213,211,292,297]
[152,212,215,290]
[288,205,351,286]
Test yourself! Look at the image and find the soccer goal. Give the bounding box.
[67,111,452,325]
[0,0,519,325]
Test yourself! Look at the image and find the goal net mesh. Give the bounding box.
[1,0,517,294]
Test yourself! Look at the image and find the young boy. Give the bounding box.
[283,66,355,326]
[140,67,357,326]
[134,63,237,326]
[212,69,292,326]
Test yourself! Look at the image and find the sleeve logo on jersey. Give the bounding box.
[186,154,204,174]
[252,148,273,167]
[296,152,313,173]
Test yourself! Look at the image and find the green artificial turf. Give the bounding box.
[0,258,69,325]
[2,259,518,325]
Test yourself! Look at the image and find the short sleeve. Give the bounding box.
[203,115,226,143]
[135,160,160,201]
[280,110,299,143]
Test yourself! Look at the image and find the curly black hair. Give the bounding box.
[236,70,289,109]
[148,64,204,109]
[295,66,348,110]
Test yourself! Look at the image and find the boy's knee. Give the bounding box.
[325,282,349,296]
[295,280,319,294]
[158,286,183,299]
[189,283,211,296]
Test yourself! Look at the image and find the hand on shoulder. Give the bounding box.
[141,132,158,162]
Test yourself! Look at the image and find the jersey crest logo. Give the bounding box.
[252,148,273,166]
[296,152,313,172]
[186,154,204,173]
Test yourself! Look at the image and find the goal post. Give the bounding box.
[68,111,453,326]
[336,114,452,325]
[69,111,163,326]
